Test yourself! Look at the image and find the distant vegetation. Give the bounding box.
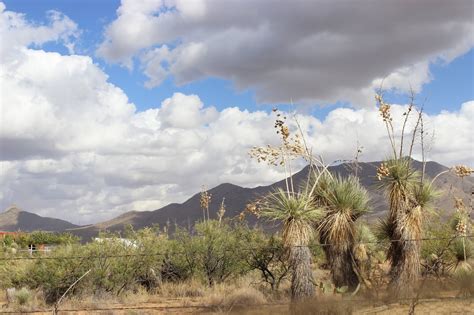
[1,231,79,249]
[0,216,471,311]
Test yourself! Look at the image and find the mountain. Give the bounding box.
[0,205,79,232]
[66,159,473,240]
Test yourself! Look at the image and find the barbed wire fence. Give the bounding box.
[0,235,472,261]
[0,235,472,314]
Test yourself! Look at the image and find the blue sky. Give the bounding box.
[4,0,258,111]
[4,0,473,117]
[385,51,473,114]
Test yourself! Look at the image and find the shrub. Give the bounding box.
[15,287,32,306]
[192,220,248,285]
[27,244,91,303]
[14,231,79,248]
[243,231,290,291]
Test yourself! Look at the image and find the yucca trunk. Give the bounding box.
[318,208,361,290]
[389,205,422,297]
[320,234,359,289]
[289,245,315,300]
[386,186,407,266]
[331,247,358,290]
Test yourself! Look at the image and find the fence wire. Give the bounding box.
[0,235,472,313]
[0,235,472,261]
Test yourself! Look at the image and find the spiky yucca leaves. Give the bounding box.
[378,158,437,297]
[259,188,322,300]
[313,175,370,290]
[260,188,322,248]
[378,158,419,232]
[375,217,395,243]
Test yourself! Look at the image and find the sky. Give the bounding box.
[0,0,473,224]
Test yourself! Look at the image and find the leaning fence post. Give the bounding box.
[53,269,91,314]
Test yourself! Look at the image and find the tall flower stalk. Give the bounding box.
[375,93,437,297]
[249,108,326,301]
[200,186,211,221]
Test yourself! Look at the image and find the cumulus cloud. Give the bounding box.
[1,3,473,224]
[97,0,474,105]
[0,2,78,58]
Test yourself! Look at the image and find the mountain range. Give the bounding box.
[0,205,78,232]
[1,159,472,240]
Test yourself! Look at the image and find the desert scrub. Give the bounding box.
[421,217,456,276]
[17,229,169,303]
[14,287,32,305]
[242,230,290,291]
[27,244,92,303]
[0,259,34,289]
[175,220,250,286]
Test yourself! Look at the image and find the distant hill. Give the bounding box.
[66,159,473,240]
[0,205,79,232]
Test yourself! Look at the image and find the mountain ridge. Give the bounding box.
[65,159,472,240]
[1,159,472,240]
[0,205,79,232]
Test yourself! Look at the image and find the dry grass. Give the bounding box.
[158,279,206,298]
[0,288,47,313]
[206,287,267,312]
[1,273,473,314]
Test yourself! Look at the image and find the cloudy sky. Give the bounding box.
[0,0,473,224]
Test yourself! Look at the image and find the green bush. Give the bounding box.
[3,229,167,303]
[242,230,290,290]
[13,231,79,248]
[27,244,91,303]
[15,287,32,305]
[189,220,248,285]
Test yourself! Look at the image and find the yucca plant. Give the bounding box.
[378,159,419,260]
[313,174,370,290]
[259,188,322,300]
[375,91,442,297]
[377,158,438,296]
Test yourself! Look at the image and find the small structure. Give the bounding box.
[0,231,20,238]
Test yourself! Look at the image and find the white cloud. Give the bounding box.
[97,0,474,106]
[0,3,78,58]
[159,93,218,128]
[1,3,473,224]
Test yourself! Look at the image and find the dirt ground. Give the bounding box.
[2,296,473,314]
